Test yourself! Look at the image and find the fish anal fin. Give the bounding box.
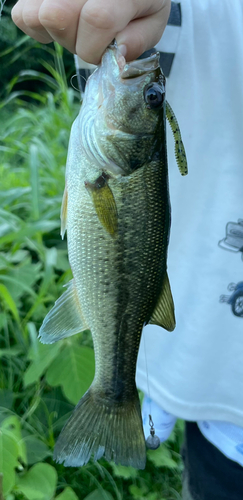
[61,185,68,239]
[39,279,89,344]
[166,101,188,176]
[85,173,118,237]
[149,272,176,332]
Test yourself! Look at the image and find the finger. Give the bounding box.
[76,0,138,64]
[116,5,171,61]
[12,0,53,43]
[76,0,168,64]
[38,0,85,54]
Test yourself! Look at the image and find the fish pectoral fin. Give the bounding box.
[39,279,89,344]
[166,101,188,176]
[149,272,176,332]
[60,184,68,239]
[85,173,118,237]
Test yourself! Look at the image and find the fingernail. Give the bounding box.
[118,44,127,57]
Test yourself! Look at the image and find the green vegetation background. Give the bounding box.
[0,5,184,499]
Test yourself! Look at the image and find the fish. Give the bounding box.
[39,42,187,470]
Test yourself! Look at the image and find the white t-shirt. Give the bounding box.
[136,0,243,460]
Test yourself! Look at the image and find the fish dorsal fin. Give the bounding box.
[85,172,118,237]
[39,280,89,344]
[166,101,188,176]
[60,185,68,239]
[149,272,176,332]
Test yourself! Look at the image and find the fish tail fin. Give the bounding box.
[53,387,146,469]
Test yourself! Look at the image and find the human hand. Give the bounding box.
[11,0,171,64]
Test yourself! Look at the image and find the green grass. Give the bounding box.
[0,41,184,500]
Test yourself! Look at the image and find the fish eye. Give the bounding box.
[144,83,165,109]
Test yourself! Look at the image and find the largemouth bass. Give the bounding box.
[39,43,187,469]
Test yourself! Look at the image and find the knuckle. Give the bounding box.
[22,9,41,29]
[82,4,115,30]
[11,5,23,27]
[38,5,69,31]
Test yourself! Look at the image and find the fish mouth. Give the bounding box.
[121,52,161,80]
[101,41,161,81]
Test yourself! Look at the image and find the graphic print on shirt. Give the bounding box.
[219,219,243,318]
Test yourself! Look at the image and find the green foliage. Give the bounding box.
[0,41,184,500]
[0,2,76,97]
[55,487,79,500]
[24,337,62,387]
[23,435,51,465]
[111,464,138,480]
[0,4,17,44]
[0,420,21,496]
[46,343,95,405]
[84,490,114,500]
[147,443,178,469]
[16,463,57,500]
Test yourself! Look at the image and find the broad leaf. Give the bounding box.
[129,485,147,499]
[5,494,15,500]
[111,463,138,479]
[83,490,113,500]
[1,416,27,464]
[16,463,57,500]
[46,344,95,404]
[55,487,79,500]
[24,341,62,387]
[23,436,51,465]
[0,430,19,496]
[147,443,177,469]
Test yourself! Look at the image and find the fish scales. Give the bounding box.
[39,43,187,469]
[67,168,165,403]
[69,163,169,399]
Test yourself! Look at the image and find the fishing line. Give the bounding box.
[143,327,152,411]
[142,327,160,450]
[0,0,6,17]
[70,74,86,92]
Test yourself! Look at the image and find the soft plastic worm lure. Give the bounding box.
[166,101,188,176]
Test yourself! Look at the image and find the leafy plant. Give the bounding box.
[0,1,75,98]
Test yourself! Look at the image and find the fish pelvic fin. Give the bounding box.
[166,101,188,176]
[54,387,146,469]
[60,184,68,239]
[149,271,176,332]
[39,280,89,344]
[85,172,118,237]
